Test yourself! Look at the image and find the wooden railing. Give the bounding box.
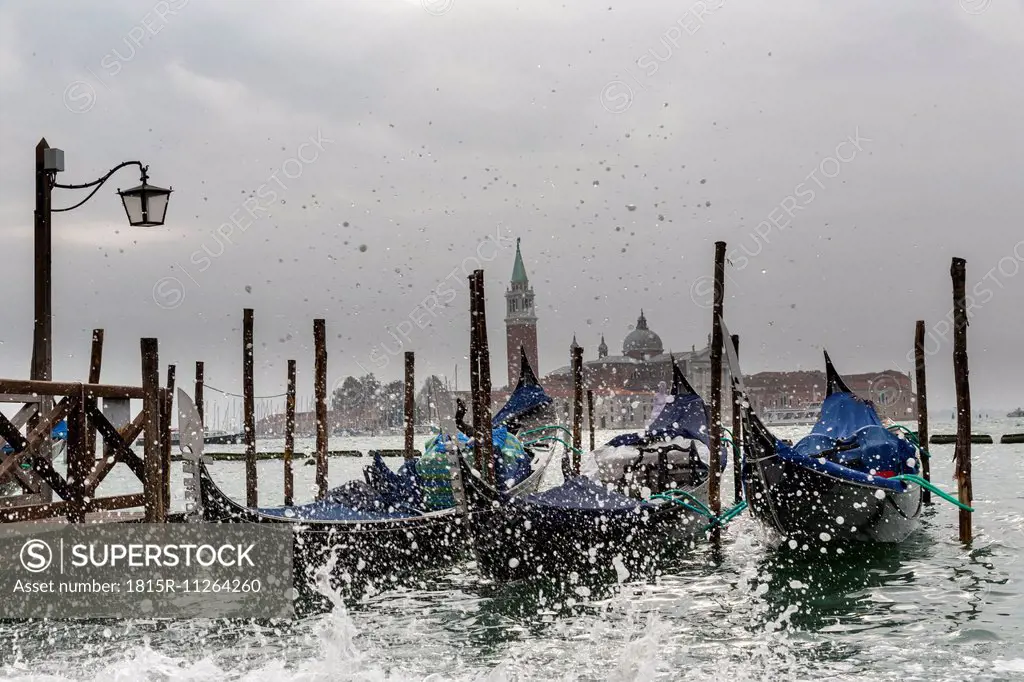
[0,338,170,523]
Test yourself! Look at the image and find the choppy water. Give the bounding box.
[2,417,1024,681]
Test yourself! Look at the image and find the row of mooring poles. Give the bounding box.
[469,270,495,484]
[906,258,971,541]
[213,311,330,508]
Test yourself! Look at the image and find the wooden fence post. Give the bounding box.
[951,258,972,543]
[914,321,932,505]
[314,318,328,499]
[66,385,89,523]
[85,329,104,459]
[162,366,175,515]
[141,338,164,522]
[284,359,296,506]
[404,352,415,459]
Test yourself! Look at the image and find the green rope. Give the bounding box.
[649,497,712,519]
[650,489,715,517]
[719,499,749,524]
[887,424,931,459]
[720,428,742,458]
[649,490,748,528]
[519,425,573,439]
[890,473,974,512]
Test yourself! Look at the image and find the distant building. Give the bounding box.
[538,310,727,429]
[744,369,916,421]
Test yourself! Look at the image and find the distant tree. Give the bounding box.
[378,380,405,428]
[331,376,364,413]
[416,375,448,424]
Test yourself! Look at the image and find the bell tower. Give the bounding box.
[505,238,539,387]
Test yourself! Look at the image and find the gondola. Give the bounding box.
[178,386,554,600]
[459,358,714,583]
[736,347,923,544]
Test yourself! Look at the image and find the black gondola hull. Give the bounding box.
[461,461,708,583]
[197,461,467,603]
[743,454,921,544]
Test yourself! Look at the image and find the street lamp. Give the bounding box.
[117,168,173,228]
[32,137,172,382]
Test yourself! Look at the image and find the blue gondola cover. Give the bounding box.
[492,382,552,428]
[607,391,710,448]
[773,392,920,491]
[524,476,652,512]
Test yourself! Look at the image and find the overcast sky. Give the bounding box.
[1,0,1022,412]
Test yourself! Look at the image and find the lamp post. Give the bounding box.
[32,137,172,383]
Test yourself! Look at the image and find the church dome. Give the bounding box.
[622,310,663,359]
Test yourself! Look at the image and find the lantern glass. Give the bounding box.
[118,181,172,227]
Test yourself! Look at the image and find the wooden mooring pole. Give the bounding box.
[708,241,727,538]
[914,321,932,505]
[162,365,175,514]
[141,338,164,522]
[730,333,742,503]
[471,271,494,485]
[587,389,595,452]
[284,359,296,506]
[951,258,972,543]
[404,351,415,459]
[194,361,205,426]
[571,346,584,473]
[88,329,104,383]
[243,308,257,507]
[314,318,328,499]
[468,274,483,473]
[86,329,104,458]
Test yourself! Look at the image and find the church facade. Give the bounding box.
[502,241,725,429]
[541,311,726,429]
